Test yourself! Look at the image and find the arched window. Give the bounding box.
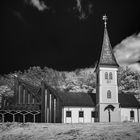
[130,110,134,120]
[107,90,111,98]
[109,72,113,80]
[105,72,108,79]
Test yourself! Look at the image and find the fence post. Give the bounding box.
[33,114,35,123]
[23,115,25,123]
[41,81,45,122]
[2,114,4,123]
[13,114,15,122]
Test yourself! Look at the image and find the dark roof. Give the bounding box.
[118,93,140,108]
[96,26,119,71]
[58,92,96,107]
[58,91,139,108]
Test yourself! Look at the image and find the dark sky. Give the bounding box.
[1,0,140,74]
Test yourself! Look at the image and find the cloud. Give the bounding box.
[114,33,140,71]
[73,0,93,20]
[27,0,49,11]
[24,0,93,20]
[128,63,140,72]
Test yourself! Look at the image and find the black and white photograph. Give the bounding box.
[0,0,140,139]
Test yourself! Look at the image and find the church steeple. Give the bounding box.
[98,15,119,67]
[95,15,121,122]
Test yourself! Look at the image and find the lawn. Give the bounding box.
[0,122,140,140]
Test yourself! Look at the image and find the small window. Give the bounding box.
[66,111,71,117]
[107,90,111,98]
[105,72,108,79]
[130,110,134,120]
[109,72,113,80]
[91,111,95,118]
[79,111,84,117]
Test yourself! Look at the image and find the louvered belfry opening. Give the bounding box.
[0,77,62,123]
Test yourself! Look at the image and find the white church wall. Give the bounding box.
[98,67,119,104]
[99,67,118,85]
[120,108,139,122]
[99,86,118,104]
[62,107,95,123]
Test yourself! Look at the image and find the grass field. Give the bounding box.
[0,122,140,140]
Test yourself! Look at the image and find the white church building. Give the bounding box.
[58,91,140,123]
[58,15,140,123]
[1,15,140,123]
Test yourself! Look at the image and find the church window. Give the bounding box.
[66,111,71,117]
[107,90,111,98]
[79,111,84,117]
[109,72,113,80]
[105,72,108,79]
[91,111,95,118]
[130,110,134,120]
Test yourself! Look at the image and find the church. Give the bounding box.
[0,15,140,123]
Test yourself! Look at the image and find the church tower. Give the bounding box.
[95,15,121,122]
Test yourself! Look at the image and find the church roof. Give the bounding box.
[58,92,96,107]
[118,93,140,108]
[58,92,140,108]
[98,16,119,68]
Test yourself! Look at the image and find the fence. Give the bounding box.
[0,110,41,123]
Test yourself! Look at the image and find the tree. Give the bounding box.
[104,104,115,122]
[118,66,140,92]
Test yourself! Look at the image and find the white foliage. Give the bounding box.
[0,85,14,97]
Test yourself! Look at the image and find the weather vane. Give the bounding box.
[103,14,108,27]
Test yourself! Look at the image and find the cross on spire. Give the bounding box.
[103,14,108,28]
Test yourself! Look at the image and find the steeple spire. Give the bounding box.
[98,15,119,67]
